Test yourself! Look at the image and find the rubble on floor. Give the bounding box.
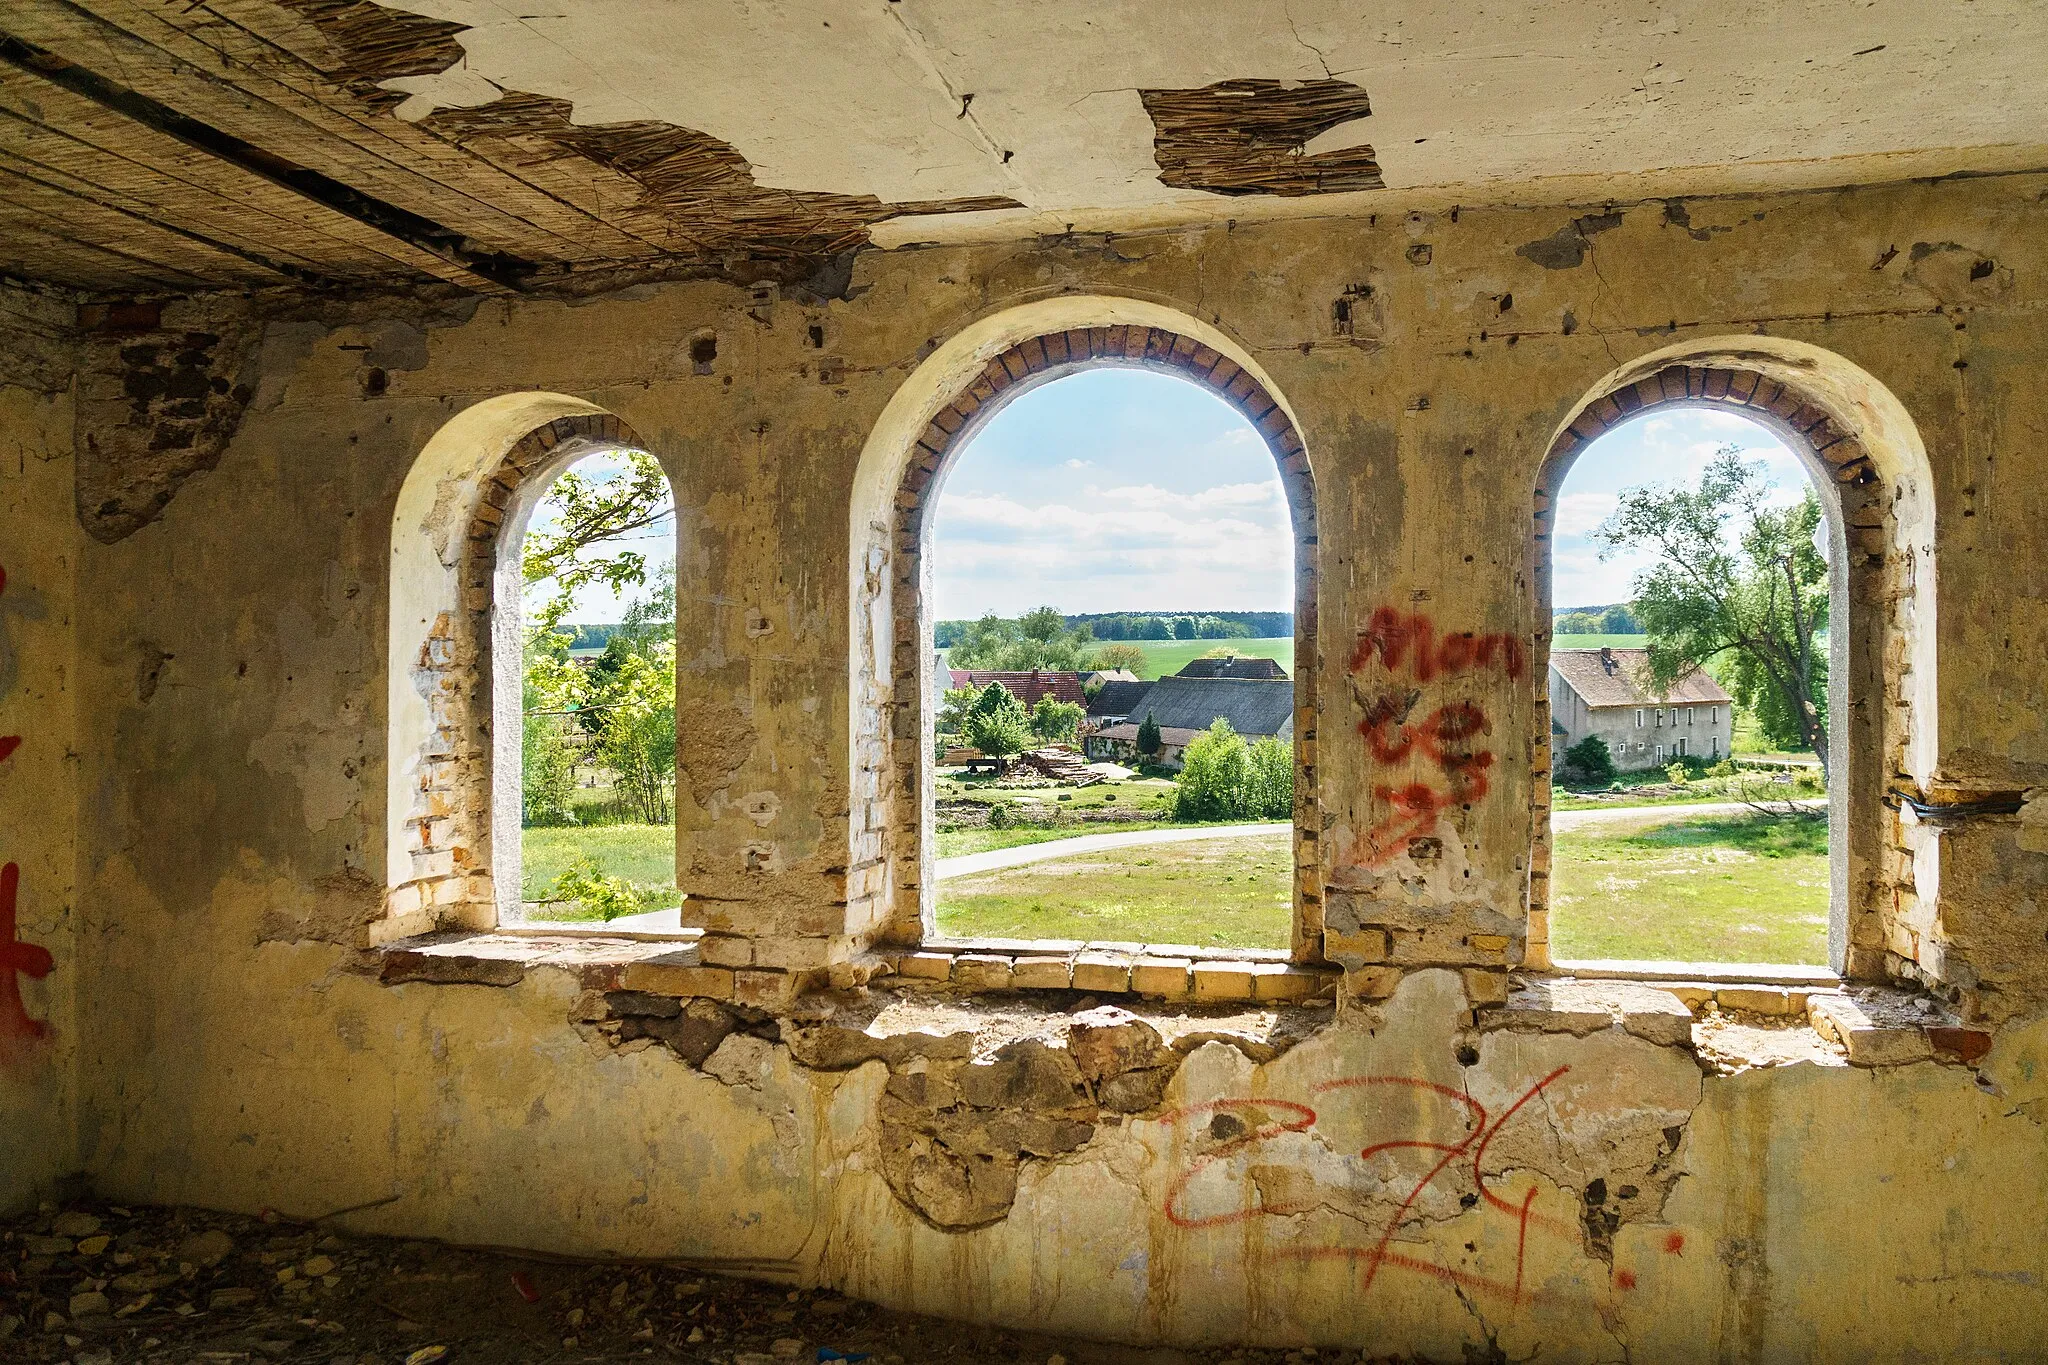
[1,1201,1421,1365]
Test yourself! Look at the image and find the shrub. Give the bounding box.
[1246,737,1293,820]
[1708,759,1738,778]
[987,802,1012,829]
[522,713,578,826]
[1030,695,1083,744]
[1136,713,1162,756]
[1561,735,1616,786]
[546,855,655,921]
[1666,762,1690,785]
[1175,719,1251,821]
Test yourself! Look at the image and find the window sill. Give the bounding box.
[896,937,1334,1004]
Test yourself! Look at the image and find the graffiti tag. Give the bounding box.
[1347,607,1519,868]
[0,862,52,1047]
[1162,1066,1571,1307]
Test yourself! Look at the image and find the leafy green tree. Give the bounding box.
[1172,616,1197,640]
[963,682,1032,760]
[1019,605,1069,642]
[1029,695,1083,744]
[938,685,981,737]
[1599,447,1831,780]
[1136,713,1162,757]
[1176,719,1253,820]
[545,854,658,921]
[521,627,583,825]
[596,642,678,824]
[1600,603,1640,633]
[1246,737,1293,820]
[1560,735,1616,787]
[521,450,673,630]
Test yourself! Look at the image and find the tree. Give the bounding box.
[962,682,1032,761]
[595,642,678,824]
[521,626,583,825]
[1172,616,1197,640]
[1598,447,1831,780]
[1246,737,1293,819]
[1029,695,1083,744]
[1176,719,1252,820]
[521,450,673,629]
[1093,642,1148,674]
[1136,712,1162,757]
[1018,605,1068,642]
[1560,735,1616,787]
[938,685,981,736]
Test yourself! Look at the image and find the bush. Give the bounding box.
[1176,719,1252,821]
[1136,713,1162,757]
[987,802,1012,829]
[546,855,656,921]
[522,713,578,826]
[1708,759,1738,778]
[1561,735,1616,786]
[1030,695,1083,744]
[1247,737,1292,820]
[1666,762,1690,785]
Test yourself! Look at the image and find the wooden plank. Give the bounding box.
[0,131,340,282]
[0,63,459,285]
[0,161,283,284]
[8,0,608,266]
[0,204,193,289]
[115,0,675,259]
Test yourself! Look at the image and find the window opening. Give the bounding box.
[509,449,680,929]
[1547,406,1832,966]
[926,368,1296,951]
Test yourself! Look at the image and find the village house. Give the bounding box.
[1086,675,1295,768]
[1549,647,1735,772]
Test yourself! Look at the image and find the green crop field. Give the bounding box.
[1552,633,1649,649]
[941,637,1293,681]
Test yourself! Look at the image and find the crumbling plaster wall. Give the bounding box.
[32,169,2048,1357]
[0,282,82,1211]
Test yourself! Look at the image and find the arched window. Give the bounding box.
[1531,351,1937,983]
[1543,406,1832,966]
[510,450,678,928]
[926,368,1295,950]
[851,317,1323,966]
[384,400,672,941]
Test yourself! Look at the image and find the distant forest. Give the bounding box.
[1552,603,1641,633]
[935,610,1293,646]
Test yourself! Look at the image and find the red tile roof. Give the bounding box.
[947,670,1089,705]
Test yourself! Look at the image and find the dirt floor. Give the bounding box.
[1,1201,1412,1364]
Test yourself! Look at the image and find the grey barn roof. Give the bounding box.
[1086,679,1154,718]
[1176,655,1289,680]
[1128,675,1295,738]
[1550,647,1732,708]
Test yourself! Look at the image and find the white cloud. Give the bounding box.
[1552,491,1618,538]
[1064,458,1090,469]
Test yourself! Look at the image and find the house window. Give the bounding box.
[878,329,1316,959]
[1635,709,1644,727]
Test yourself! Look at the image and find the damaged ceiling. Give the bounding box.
[0,0,2042,296]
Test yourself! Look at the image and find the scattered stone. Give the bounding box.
[50,1211,103,1239]
[303,1254,338,1278]
[209,1287,258,1309]
[773,1338,805,1357]
[74,1234,111,1257]
[23,1235,72,1255]
[178,1228,236,1266]
[112,1270,176,1293]
[68,1291,110,1317]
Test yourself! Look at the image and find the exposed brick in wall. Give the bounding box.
[861,325,1324,959]
[1529,365,1910,981]
[386,412,645,931]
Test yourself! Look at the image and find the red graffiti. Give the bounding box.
[1348,606,1521,868]
[1351,606,1524,683]
[0,736,18,765]
[0,863,53,1046]
[1664,1230,1685,1255]
[1161,1067,1572,1308]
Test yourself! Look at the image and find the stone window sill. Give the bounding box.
[377,930,1338,1009]
[1497,972,1992,1070]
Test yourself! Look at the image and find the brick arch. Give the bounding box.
[1528,363,1907,978]
[869,324,1324,956]
[390,410,649,934]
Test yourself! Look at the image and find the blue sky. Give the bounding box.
[529,375,1816,624]
[1552,408,1815,608]
[931,369,1293,620]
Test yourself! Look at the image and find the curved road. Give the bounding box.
[933,799,1823,882]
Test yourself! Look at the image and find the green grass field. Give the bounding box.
[1549,813,1828,964]
[522,824,679,908]
[940,637,1293,681]
[936,833,1294,947]
[1552,633,1649,649]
